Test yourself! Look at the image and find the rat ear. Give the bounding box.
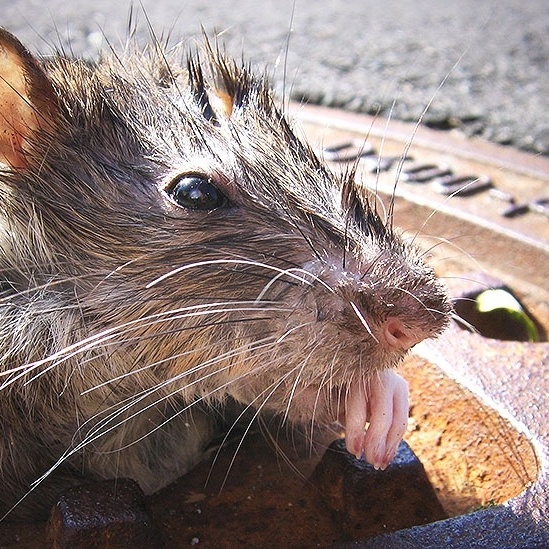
[0,28,58,168]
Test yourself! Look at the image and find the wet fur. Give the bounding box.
[0,29,450,519]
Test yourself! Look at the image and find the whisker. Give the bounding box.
[256,415,309,483]
[350,301,379,343]
[254,266,333,302]
[375,98,398,227]
[279,0,297,113]
[449,311,479,333]
[385,286,453,330]
[28,335,286,499]
[359,249,386,281]
[76,333,287,442]
[389,285,449,319]
[282,348,311,424]
[0,301,289,388]
[212,360,306,492]
[308,345,341,453]
[146,259,317,289]
[0,273,92,303]
[72,321,317,458]
[408,176,491,250]
[286,212,324,263]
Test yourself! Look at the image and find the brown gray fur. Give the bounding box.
[0,28,450,519]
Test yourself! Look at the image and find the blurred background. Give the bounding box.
[2,0,548,157]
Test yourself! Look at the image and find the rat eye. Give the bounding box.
[166,174,229,210]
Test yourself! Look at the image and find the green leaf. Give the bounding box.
[476,289,539,342]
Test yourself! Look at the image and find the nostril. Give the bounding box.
[384,317,415,351]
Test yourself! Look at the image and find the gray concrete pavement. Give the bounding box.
[2,0,548,157]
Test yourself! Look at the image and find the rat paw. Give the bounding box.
[344,370,409,469]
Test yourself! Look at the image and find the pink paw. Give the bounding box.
[344,370,409,469]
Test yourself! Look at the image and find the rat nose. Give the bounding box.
[383,317,420,351]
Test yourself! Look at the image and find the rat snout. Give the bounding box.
[382,317,422,351]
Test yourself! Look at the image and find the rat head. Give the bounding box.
[0,29,450,467]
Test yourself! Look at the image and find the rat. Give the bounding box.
[0,27,450,519]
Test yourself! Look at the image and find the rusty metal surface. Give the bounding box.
[290,103,549,548]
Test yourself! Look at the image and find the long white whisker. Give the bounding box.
[103,321,316,449]
[389,285,447,318]
[0,301,289,388]
[146,259,317,289]
[0,274,89,304]
[254,266,333,302]
[408,175,490,249]
[210,359,308,491]
[27,336,284,500]
[349,301,379,343]
[393,47,471,203]
[282,345,317,424]
[309,346,341,452]
[75,335,285,448]
[45,319,315,477]
[450,311,479,333]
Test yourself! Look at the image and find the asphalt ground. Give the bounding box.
[2,0,548,157]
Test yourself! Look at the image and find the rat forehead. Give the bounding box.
[89,52,348,210]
